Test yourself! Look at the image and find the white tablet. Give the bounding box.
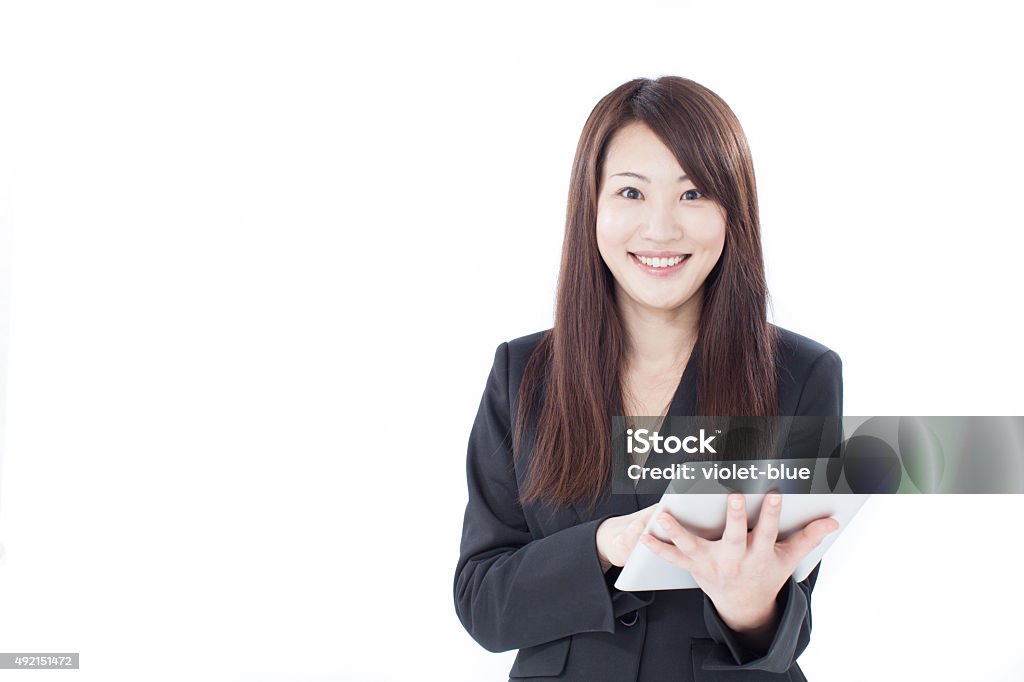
[614,493,870,591]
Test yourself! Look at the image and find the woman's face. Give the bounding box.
[596,121,727,315]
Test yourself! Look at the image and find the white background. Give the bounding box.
[1,0,1023,680]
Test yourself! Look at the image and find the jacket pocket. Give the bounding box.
[691,640,801,681]
[508,637,571,679]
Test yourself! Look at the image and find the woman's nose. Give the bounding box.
[639,205,683,242]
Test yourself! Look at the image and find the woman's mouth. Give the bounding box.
[629,252,691,276]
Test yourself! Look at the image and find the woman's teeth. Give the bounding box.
[635,254,687,268]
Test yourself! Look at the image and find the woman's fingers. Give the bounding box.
[639,500,840,579]
[779,516,840,564]
[608,506,662,564]
[640,533,695,571]
[625,505,658,541]
[751,492,783,552]
[721,493,749,550]
[623,509,654,545]
[653,511,704,557]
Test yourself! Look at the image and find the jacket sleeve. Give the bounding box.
[453,341,635,652]
[700,349,844,673]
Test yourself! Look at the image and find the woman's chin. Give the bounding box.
[626,294,697,314]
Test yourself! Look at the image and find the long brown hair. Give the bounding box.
[513,76,779,513]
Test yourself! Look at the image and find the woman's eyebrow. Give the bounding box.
[609,171,690,183]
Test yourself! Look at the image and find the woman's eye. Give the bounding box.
[615,187,704,201]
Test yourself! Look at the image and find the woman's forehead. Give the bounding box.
[603,124,688,179]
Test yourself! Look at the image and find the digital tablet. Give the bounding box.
[614,493,870,591]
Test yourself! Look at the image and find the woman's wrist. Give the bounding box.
[713,599,780,654]
[595,520,613,573]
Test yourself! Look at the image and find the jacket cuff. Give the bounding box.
[590,515,656,621]
[524,515,651,637]
[701,575,808,673]
[603,565,656,619]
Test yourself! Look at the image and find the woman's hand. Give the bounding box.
[595,504,660,573]
[640,493,838,645]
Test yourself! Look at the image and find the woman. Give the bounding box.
[454,76,843,681]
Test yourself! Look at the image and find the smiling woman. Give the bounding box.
[454,76,844,681]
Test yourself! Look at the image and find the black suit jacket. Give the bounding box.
[454,325,844,681]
